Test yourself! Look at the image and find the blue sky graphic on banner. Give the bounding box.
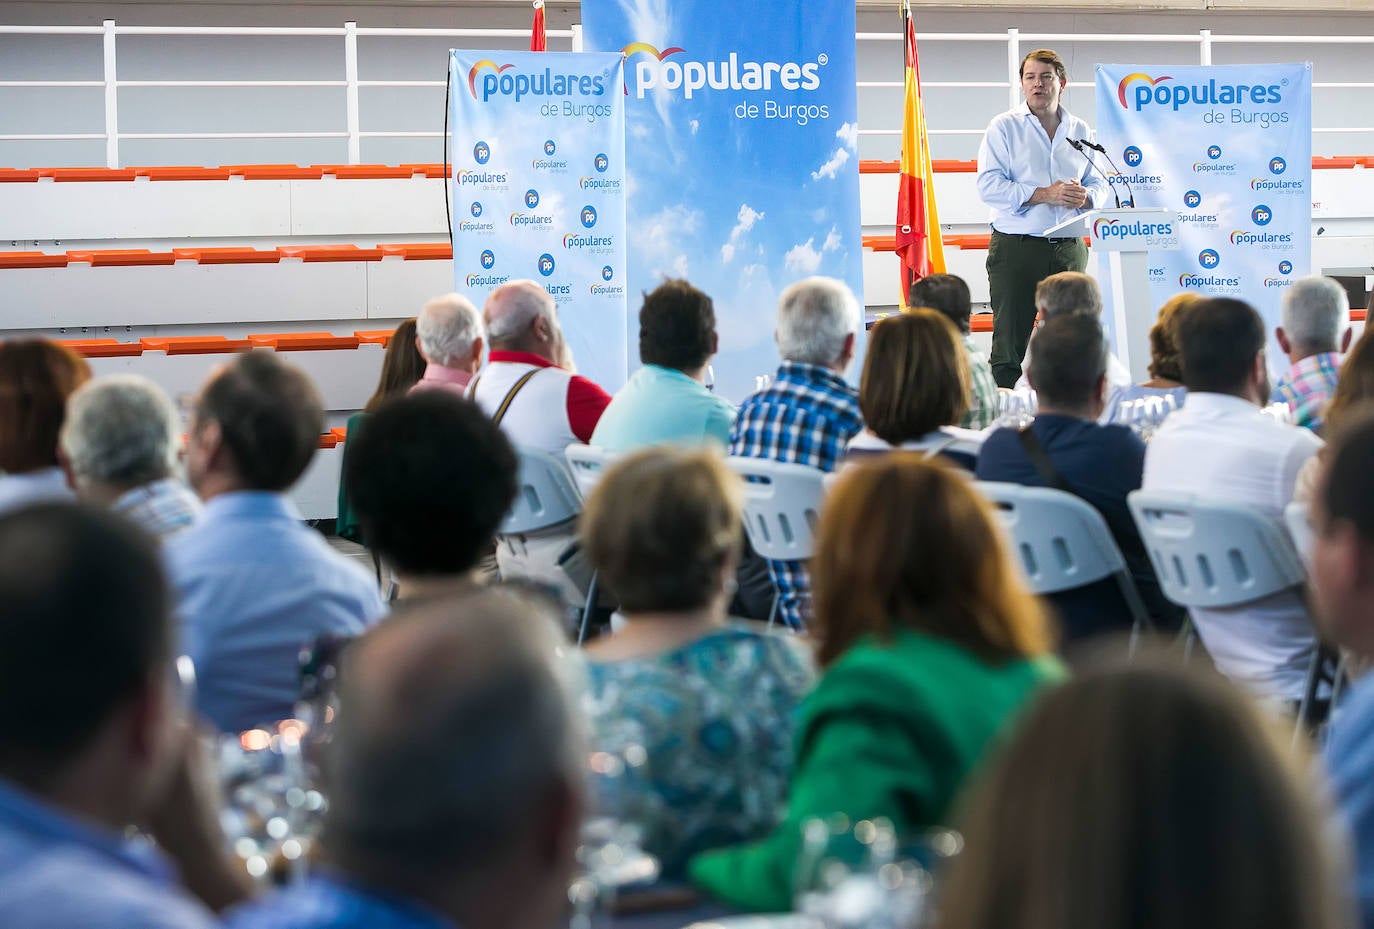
[583,0,863,402]
[1094,63,1311,362]
[449,51,628,391]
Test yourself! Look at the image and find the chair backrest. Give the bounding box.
[500,445,582,536]
[564,444,618,500]
[975,481,1127,595]
[1127,491,1306,609]
[725,457,826,561]
[1285,500,1314,570]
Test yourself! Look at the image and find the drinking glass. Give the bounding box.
[795,816,934,929]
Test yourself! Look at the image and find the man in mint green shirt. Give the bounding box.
[591,279,736,451]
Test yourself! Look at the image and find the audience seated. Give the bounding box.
[580,448,814,878]
[977,315,1184,644]
[844,310,985,470]
[59,375,202,539]
[1272,276,1351,432]
[344,391,517,603]
[1142,297,1322,704]
[1311,409,1374,929]
[336,317,423,545]
[591,279,736,451]
[472,280,613,605]
[0,340,90,515]
[1103,291,1196,421]
[1296,327,1374,503]
[907,273,997,429]
[1015,271,1131,393]
[939,658,1347,929]
[410,293,485,397]
[224,586,583,929]
[729,276,864,628]
[0,504,252,928]
[167,351,386,733]
[689,456,1062,912]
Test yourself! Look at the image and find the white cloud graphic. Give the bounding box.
[638,202,701,281]
[785,238,823,275]
[836,122,860,150]
[811,147,851,181]
[690,119,700,135]
[823,226,842,253]
[722,203,765,263]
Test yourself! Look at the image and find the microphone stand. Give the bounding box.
[1068,138,1121,209]
[1080,138,1136,208]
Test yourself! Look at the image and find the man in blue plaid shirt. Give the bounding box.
[729,276,864,628]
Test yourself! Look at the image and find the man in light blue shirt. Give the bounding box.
[591,278,736,452]
[0,504,252,928]
[225,587,584,929]
[1313,412,1374,928]
[977,48,1111,388]
[168,352,386,733]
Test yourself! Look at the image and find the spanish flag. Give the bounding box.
[895,2,946,305]
[530,0,546,51]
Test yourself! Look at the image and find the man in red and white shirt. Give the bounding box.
[473,280,612,602]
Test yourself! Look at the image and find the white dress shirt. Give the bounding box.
[976,103,1111,236]
[1142,392,1323,701]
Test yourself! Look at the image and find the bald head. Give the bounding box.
[484,280,561,359]
[324,586,583,904]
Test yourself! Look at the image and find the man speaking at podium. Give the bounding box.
[977,48,1111,388]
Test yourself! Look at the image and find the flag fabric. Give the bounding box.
[530,0,547,51]
[895,4,946,306]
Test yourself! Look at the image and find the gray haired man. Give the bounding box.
[59,374,202,538]
[1272,275,1352,431]
[411,292,486,396]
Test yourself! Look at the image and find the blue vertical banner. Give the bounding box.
[583,0,864,402]
[1094,63,1312,351]
[449,51,628,392]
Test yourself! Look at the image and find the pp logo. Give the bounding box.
[1269,156,1287,175]
[1183,190,1202,209]
[479,249,496,270]
[473,141,491,165]
[538,253,556,277]
[544,139,557,156]
[1252,205,1273,226]
[524,189,540,209]
[602,265,614,282]
[580,205,598,229]
[1207,144,1222,160]
[470,201,483,218]
[594,153,609,173]
[1198,249,1220,269]
[1123,146,1143,167]
[1278,260,1293,275]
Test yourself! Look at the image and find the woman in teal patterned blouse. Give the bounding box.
[580,447,815,878]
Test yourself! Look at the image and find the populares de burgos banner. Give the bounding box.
[583,0,864,402]
[1094,63,1311,354]
[449,50,629,392]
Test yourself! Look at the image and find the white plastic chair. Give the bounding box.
[564,444,618,500]
[976,481,1152,646]
[725,457,827,627]
[1127,490,1332,732]
[500,446,582,536]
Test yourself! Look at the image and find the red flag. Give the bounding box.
[895,4,946,306]
[530,0,547,52]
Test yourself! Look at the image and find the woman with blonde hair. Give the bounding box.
[690,455,1063,912]
[939,659,1350,929]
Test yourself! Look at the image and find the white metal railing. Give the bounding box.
[0,21,1370,165]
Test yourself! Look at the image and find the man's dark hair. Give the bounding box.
[1176,297,1266,395]
[0,504,170,786]
[1322,406,1374,542]
[1028,316,1109,409]
[638,279,716,372]
[908,274,973,335]
[195,350,324,491]
[345,392,518,575]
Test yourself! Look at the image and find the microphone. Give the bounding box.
[1075,137,1135,208]
[1069,138,1120,209]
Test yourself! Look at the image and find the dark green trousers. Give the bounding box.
[987,230,1089,387]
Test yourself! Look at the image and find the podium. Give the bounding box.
[1046,208,1178,380]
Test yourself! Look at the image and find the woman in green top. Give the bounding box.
[689,455,1064,912]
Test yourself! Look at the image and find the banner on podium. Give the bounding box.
[582,0,863,401]
[448,50,628,392]
[1094,63,1312,347]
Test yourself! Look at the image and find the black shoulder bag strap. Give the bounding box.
[491,368,542,426]
[1017,425,1138,544]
